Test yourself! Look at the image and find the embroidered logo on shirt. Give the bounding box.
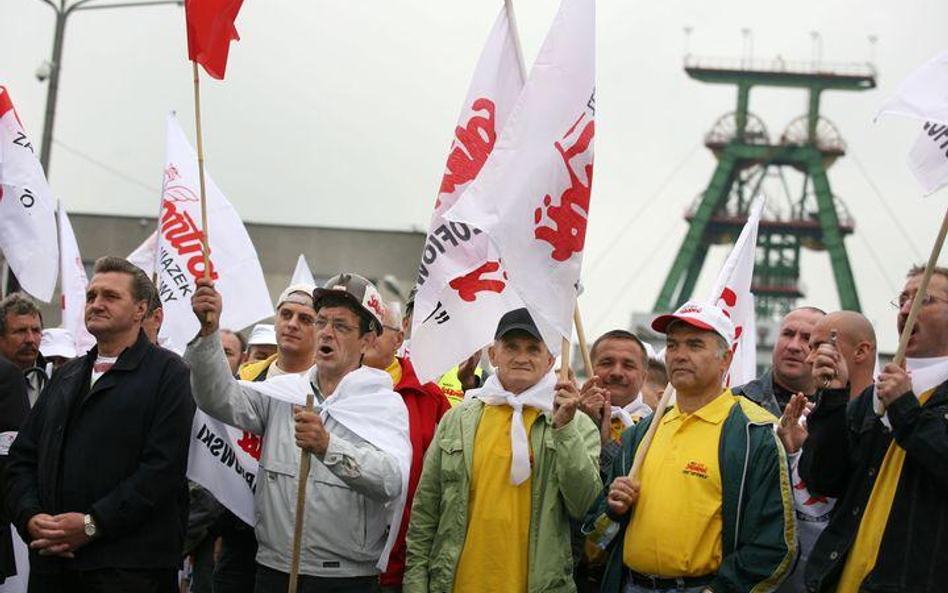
[683,461,709,479]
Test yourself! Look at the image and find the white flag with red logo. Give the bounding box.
[445,0,595,345]
[128,113,272,350]
[410,5,526,382]
[186,409,258,525]
[0,86,58,302]
[709,196,765,387]
[57,203,95,354]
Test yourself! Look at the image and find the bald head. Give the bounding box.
[808,310,877,397]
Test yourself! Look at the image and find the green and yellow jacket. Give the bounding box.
[583,394,796,593]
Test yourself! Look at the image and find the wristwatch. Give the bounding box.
[83,514,98,539]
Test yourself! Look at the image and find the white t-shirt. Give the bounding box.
[91,355,118,386]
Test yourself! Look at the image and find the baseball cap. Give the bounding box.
[651,301,736,348]
[40,328,77,360]
[313,273,384,335]
[277,283,316,311]
[494,308,542,341]
[247,324,277,346]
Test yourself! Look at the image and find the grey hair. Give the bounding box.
[0,293,43,335]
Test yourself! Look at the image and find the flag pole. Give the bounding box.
[628,383,675,480]
[191,60,215,324]
[288,393,315,593]
[881,204,948,413]
[573,307,594,378]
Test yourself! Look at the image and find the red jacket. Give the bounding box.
[380,356,452,587]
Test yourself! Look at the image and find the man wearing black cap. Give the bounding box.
[404,308,602,593]
[187,274,411,593]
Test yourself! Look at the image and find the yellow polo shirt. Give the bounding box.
[623,391,736,577]
[453,405,540,593]
[835,387,937,593]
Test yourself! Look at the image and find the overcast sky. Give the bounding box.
[3,0,947,350]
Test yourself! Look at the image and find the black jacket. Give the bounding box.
[0,355,28,582]
[800,382,948,592]
[731,369,782,417]
[3,331,195,573]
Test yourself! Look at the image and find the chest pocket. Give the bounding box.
[438,438,465,483]
[258,407,299,479]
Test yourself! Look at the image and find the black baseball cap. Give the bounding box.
[494,308,542,341]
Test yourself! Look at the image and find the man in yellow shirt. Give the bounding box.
[584,301,795,593]
[404,308,602,592]
[800,265,948,592]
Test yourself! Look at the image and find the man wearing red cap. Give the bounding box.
[585,301,796,593]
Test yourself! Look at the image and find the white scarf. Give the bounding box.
[873,355,948,427]
[611,393,653,428]
[238,365,411,572]
[465,371,556,485]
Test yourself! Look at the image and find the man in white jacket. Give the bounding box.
[188,273,411,593]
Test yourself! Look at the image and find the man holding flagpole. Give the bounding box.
[584,302,795,593]
[800,265,948,593]
[187,273,410,593]
[404,307,601,593]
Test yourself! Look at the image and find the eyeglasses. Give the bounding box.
[382,325,401,333]
[314,318,357,335]
[889,292,948,309]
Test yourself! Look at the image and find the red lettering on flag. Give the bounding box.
[534,113,595,262]
[448,260,507,302]
[438,98,497,207]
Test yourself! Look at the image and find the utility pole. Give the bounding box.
[34,0,183,176]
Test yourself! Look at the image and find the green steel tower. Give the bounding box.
[654,56,876,318]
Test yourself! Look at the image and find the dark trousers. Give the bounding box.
[214,528,258,593]
[28,567,177,593]
[254,564,378,593]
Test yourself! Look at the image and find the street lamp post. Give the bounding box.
[33,0,183,176]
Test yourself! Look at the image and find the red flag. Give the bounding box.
[185,0,244,80]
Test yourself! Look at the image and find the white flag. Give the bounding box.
[0,87,58,301]
[57,203,95,354]
[908,121,948,195]
[446,0,595,345]
[186,409,259,526]
[708,196,765,388]
[877,48,948,126]
[291,253,316,286]
[128,113,272,350]
[411,5,526,382]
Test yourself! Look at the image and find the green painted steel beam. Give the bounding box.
[654,151,737,311]
[685,67,875,92]
[806,151,861,311]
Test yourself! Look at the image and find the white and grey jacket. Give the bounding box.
[184,331,403,578]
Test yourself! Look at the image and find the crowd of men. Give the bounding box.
[0,255,946,593]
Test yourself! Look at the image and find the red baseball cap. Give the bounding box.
[651,301,736,348]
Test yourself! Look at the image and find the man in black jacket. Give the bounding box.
[0,355,28,584]
[3,256,195,593]
[800,265,948,592]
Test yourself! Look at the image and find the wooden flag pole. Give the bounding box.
[559,336,572,383]
[287,393,316,593]
[627,383,674,480]
[191,61,215,325]
[573,307,594,379]
[881,206,948,412]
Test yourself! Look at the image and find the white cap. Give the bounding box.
[651,301,736,348]
[247,324,277,346]
[277,283,316,311]
[40,328,77,359]
[643,341,661,362]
